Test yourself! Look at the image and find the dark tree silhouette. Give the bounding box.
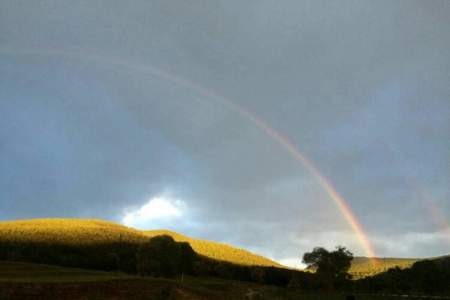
[303,246,353,291]
[136,235,197,278]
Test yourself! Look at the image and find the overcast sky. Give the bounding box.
[1,1,449,267]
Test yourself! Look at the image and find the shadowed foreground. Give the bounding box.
[1,262,450,300]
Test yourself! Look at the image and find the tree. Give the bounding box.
[136,235,197,278]
[176,241,197,276]
[302,246,353,291]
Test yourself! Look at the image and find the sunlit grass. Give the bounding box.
[0,219,281,267]
[349,257,418,278]
[0,219,421,274]
[0,218,147,245]
[145,229,283,267]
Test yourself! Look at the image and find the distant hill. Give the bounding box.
[305,256,419,278]
[1,219,448,294]
[355,255,450,295]
[0,219,281,268]
[348,255,450,278]
[349,257,418,278]
[1,218,444,275]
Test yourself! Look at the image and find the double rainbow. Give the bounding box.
[1,48,378,260]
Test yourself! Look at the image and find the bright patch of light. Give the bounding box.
[122,196,185,228]
[278,257,306,270]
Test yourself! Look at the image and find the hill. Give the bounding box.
[0,218,281,268]
[1,218,448,295]
[355,256,450,295]
[349,257,418,278]
[144,229,283,268]
[2,260,449,299]
[0,219,442,279]
[348,255,450,278]
[0,218,147,245]
[305,256,420,278]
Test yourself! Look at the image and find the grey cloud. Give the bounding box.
[1,0,449,262]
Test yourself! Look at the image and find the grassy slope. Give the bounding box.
[0,218,147,245]
[1,218,442,275]
[349,257,418,278]
[350,255,450,278]
[145,229,283,267]
[0,219,281,267]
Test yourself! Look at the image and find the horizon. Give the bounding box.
[0,215,446,269]
[1,1,449,269]
[0,216,432,272]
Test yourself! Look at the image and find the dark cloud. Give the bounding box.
[1,0,449,265]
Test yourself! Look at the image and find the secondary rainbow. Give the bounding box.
[1,47,378,259]
[414,185,450,244]
[380,141,450,246]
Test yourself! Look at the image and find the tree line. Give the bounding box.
[0,235,313,287]
[1,235,449,295]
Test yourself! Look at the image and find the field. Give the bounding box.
[0,261,129,283]
[0,219,281,268]
[145,229,284,267]
[0,261,322,299]
[2,261,447,300]
[2,218,448,299]
[0,261,213,299]
[349,257,418,278]
[0,218,422,274]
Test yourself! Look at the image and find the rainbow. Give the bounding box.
[210,97,378,259]
[415,186,450,244]
[0,47,378,259]
[380,141,450,246]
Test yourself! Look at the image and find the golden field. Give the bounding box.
[348,256,418,278]
[145,229,284,267]
[0,218,281,267]
[0,218,428,275]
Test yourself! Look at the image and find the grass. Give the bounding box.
[1,261,448,299]
[0,261,289,299]
[145,229,284,267]
[305,256,419,279]
[0,218,281,267]
[0,261,131,283]
[0,218,437,276]
[0,218,147,245]
[349,257,418,278]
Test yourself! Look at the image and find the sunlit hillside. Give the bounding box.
[144,229,283,268]
[0,219,147,245]
[1,219,439,274]
[349,257,418,278]
[0,219,281,267]
[304,256,423,279]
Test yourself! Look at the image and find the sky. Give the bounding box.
[1,0,449,268]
